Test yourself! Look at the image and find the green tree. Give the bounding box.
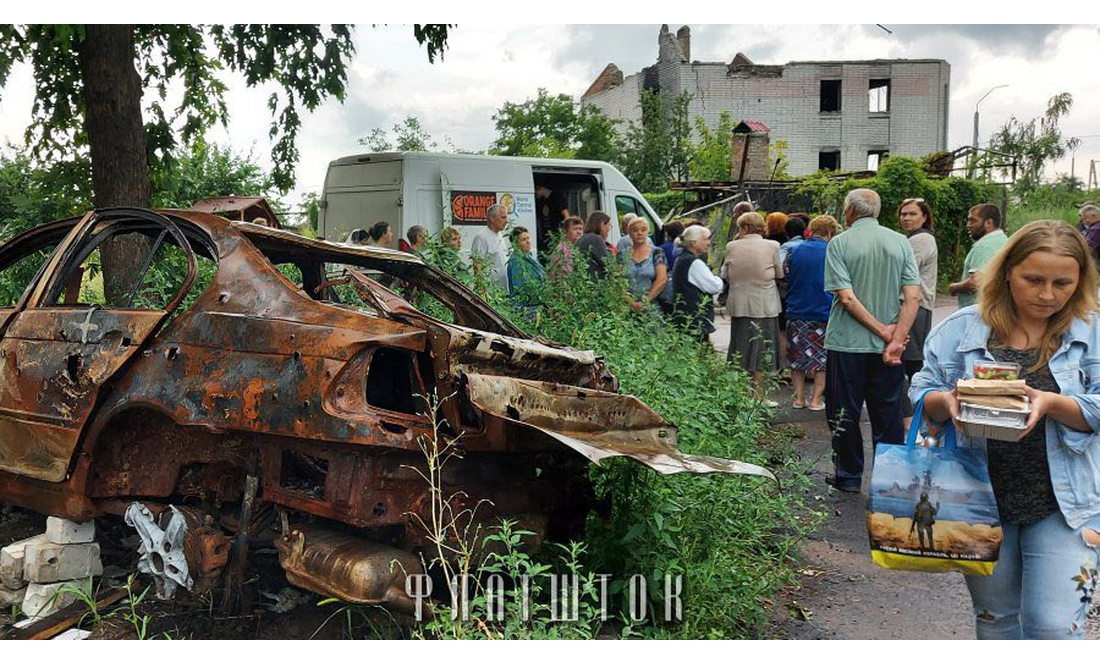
[359,116,443,152]
[573,106,618,162]
[490,89,617,161]
[618,90,691,192]
[0,24,450,301]
[986,92,1075,194]
[768,139,791,180]
[0,149,91,240]
[360,127,392,152]
[151,140,274,209]
[688,111,735,181]
[796,156,1002,285]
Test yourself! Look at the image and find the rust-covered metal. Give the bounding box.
[0,207,774,607]
[464,373,775,480]
[275,524,424,614]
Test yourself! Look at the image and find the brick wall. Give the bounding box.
[582,40,951,178]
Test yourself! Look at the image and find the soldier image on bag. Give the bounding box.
[910,492,940,551]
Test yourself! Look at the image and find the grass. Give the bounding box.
[406,241,819,638]
[58,574,154,639]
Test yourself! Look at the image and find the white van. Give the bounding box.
[318,152,661,256]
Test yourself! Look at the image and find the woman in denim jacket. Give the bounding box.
[910,221,1100,639]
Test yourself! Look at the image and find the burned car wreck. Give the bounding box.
[0,208,771,609]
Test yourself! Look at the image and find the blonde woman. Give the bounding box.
[722,212,783,405]
[912,221,1100,639]
[622,216,668,313]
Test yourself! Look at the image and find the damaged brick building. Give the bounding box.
[581,25,951,177]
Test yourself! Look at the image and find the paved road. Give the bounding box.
[713,296,1098,639]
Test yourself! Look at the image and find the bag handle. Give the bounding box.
[905,389,957,449]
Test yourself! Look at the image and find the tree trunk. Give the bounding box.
[78,24,152,305]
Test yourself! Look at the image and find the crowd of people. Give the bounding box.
[756,189,1099,641]
[343,192,1100,639]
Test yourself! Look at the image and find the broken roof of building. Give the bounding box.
[582,25,948,98]
[189,196,281,228]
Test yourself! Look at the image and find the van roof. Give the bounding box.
[327,151,620,171]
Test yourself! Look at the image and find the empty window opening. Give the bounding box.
[820,80,842,113]
[366,347,424,416]
[280,450,329,500]
[867,150,890,171]
[0,244,57,308]
[45,221,216,313]
[869,79,890,113]
[819,151,841,172]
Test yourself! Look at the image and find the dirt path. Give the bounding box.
[764,404,975,638]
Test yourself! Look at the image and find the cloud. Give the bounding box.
[865,24,1069,56]
[4,23,1100,202]
[551,24,666,78]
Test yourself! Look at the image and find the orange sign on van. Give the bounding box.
[450,192,498,225]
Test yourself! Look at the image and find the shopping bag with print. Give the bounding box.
[865,393,1002,575]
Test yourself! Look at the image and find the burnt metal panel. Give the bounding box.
[0,308,165,481]
[465,373,776,480]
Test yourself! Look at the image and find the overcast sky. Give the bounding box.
[1,23,1099,202]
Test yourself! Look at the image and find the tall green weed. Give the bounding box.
[416,242,816,638]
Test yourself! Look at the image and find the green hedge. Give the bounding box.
[797,157,1003,289]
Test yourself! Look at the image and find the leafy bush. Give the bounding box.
[1006,206,1081,234]
[797,156,1002,289]
[643,191,688,218]
[417,245,817,638]
[1004,177,1099,233]
[150,139,275,209]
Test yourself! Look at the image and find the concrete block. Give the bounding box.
[0,533,50,590]
[21,582,80,619]
[0,584,26,609]
[45,516,96,544]
[23,541,102,584]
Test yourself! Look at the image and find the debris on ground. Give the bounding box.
[0,517,103,623]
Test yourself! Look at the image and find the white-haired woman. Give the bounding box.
[671,225,722,342]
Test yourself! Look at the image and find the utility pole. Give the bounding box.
[1069,135,1100,181]
[970,85,1008,178]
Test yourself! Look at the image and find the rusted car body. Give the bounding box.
[0,208,769,604]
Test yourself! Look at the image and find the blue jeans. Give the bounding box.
[965,512,1099,639]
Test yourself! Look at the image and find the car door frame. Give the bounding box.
[0,209,198,482]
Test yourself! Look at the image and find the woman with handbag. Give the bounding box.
[910,221,1100,639]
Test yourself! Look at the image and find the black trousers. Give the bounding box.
[825,350,906,487]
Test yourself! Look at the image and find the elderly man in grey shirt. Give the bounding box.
[470,203,510,291]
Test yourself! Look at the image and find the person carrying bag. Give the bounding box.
[866,393,1001,575]
[905,221,1100,640]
